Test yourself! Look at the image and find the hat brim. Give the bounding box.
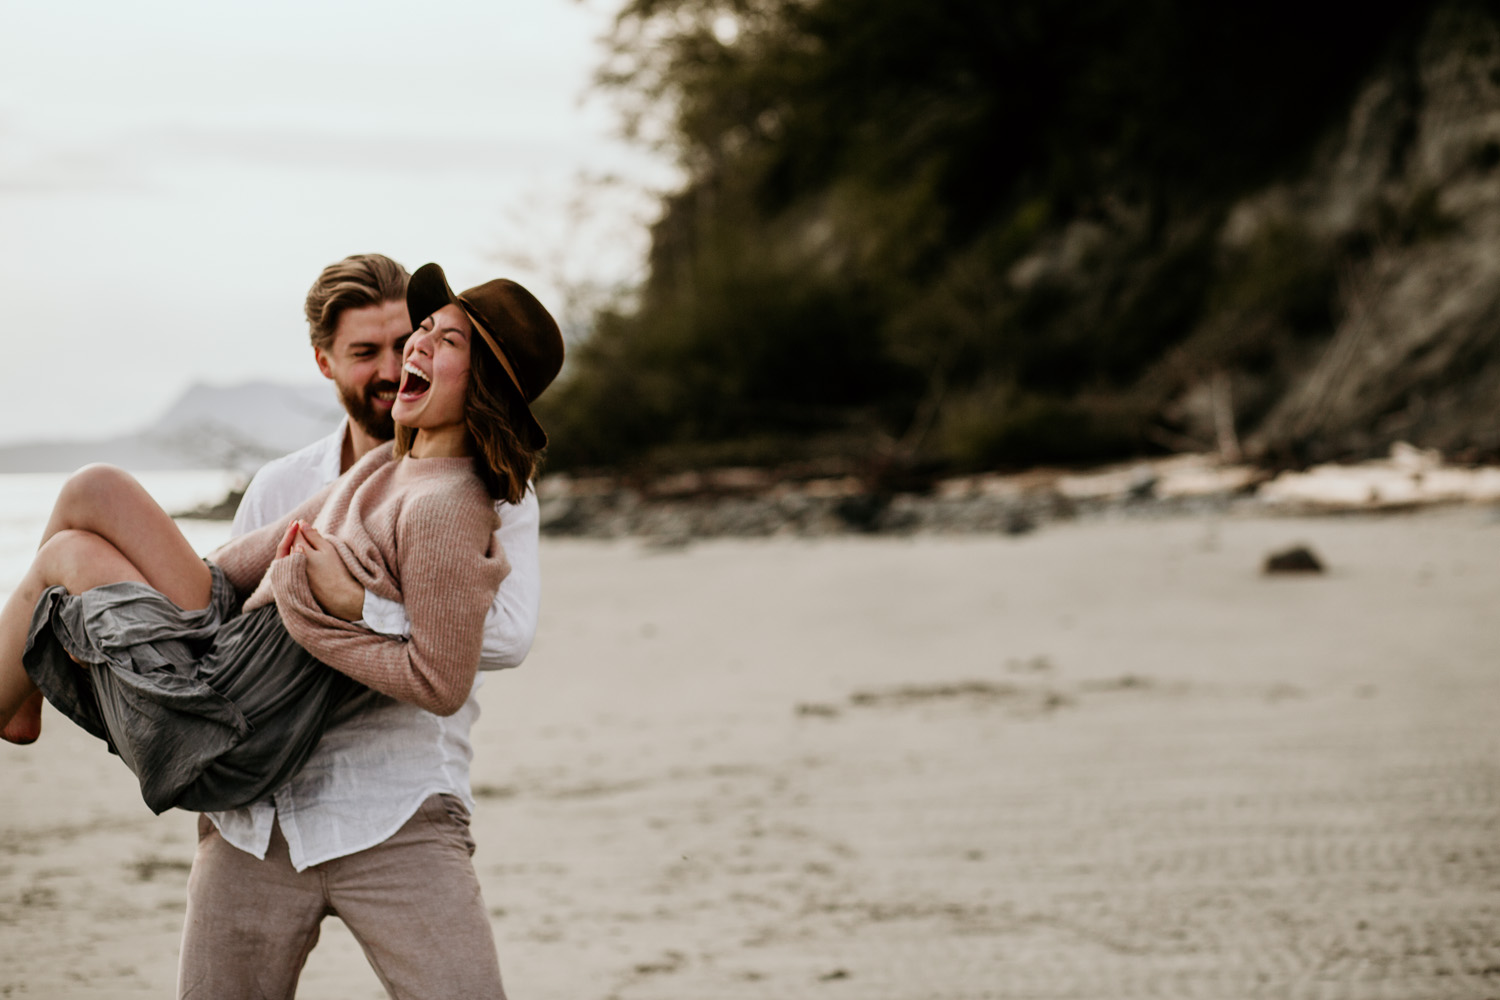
[406,263,549,450]
[406,261,461,334]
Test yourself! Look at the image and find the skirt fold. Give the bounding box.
[23,564,361,814]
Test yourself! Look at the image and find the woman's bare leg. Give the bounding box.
[1,692,44,743]
[1,465,212,740]
[0,529,152,738]
[39,465,212,609]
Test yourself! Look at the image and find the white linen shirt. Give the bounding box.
[209,419,540,870]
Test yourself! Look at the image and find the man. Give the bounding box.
[177,253,538,999]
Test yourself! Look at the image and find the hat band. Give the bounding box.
[458,294,527,400]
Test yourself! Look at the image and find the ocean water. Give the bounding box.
[0,470,239,599]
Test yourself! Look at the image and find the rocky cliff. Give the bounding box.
[1198,2,1500,462]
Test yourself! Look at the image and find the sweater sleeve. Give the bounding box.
[269,490,509,715]
[209,482,337,598]
[350,488,540,671]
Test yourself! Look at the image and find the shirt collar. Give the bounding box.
[318,416,350,483]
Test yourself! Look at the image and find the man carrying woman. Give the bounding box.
[0,254,558,999]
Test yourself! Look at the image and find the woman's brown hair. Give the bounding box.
[393,335,541,505]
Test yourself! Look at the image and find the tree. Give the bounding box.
[538,0,1430,472]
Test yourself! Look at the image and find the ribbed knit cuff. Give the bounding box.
[270,553,358,633]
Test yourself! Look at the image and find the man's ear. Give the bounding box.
[314,346,335,381]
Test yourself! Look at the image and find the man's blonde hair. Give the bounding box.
[304,254,410,350]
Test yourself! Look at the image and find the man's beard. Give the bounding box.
[336,378,398,441]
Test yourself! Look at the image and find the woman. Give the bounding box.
[0,264,563,814]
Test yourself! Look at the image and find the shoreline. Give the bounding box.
[534,445,1500,541]
[170,444,1500,540]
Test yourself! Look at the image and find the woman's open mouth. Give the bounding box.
[398,361,432,401]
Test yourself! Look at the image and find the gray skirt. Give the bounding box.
[22,563,363,814]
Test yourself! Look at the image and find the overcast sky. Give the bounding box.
[1,0,671,443]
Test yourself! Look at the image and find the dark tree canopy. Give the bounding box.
[537,0,1434,473]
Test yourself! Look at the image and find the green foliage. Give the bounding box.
[1209,227,1337,335]
[545,0,1436,473]
[930,380,1145,471]
[534,177,913,470]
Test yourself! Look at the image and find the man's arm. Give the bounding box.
[214,481,339,597]
[360,486,541,670]
[230,440,340,539]
[229,465,278,538]
[230,430,368,621]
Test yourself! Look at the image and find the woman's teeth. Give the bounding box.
[400,361,432,398]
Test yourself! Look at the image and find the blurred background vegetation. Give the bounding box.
[535,0,1500,480]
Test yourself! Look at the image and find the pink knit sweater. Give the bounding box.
[210,443,510,716]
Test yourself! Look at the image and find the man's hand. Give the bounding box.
[286,521,365,622]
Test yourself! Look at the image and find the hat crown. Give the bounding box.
[406,262,564,448]
[458,279,564,402]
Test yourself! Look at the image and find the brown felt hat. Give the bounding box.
[406,262,564,449]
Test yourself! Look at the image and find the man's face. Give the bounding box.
[314,300,412,441]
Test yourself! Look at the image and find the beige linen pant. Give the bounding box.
[177,794,506,1000]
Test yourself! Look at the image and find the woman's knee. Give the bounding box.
[60,464,137,508]
[52,465,141,531]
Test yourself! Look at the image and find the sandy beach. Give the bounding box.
[3,508,1498,998]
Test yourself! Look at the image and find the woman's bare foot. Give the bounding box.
[1,690,43,744]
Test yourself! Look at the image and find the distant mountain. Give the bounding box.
[0,381,345,475]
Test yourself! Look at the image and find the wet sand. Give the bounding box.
[3,509,1498,998]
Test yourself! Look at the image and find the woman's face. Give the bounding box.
[393,303,472,431]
